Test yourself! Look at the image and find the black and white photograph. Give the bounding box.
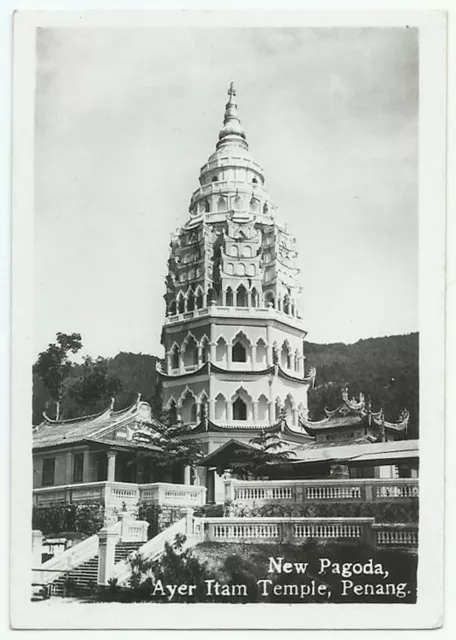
[10,9,446,630]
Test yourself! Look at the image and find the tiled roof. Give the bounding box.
[33,402,164,450]
[289,439,419,464]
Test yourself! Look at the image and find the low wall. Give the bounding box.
[225,478,419,507]
[193,516,418,550]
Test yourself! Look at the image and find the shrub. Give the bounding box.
[32,503,105,536]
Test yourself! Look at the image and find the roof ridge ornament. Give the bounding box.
[218,81,247,145]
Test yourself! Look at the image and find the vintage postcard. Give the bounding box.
[10,9,446,630]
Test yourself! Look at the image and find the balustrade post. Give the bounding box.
[295,484,303,504]
[97,528,119,585]
[365,482,374,502]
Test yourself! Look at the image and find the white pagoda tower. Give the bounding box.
[158,84,315,498]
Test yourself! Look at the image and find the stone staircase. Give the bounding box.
[49,541,143,596]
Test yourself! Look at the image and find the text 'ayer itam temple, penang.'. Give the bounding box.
[31,85,419,598]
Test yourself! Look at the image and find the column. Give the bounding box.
[227,401,233,422]
[266,343,273,366]
[208,398,215,421]
[298,355,304,377]
[222,289,227,306]
[32,530,43,567]
[82,449,91,483]
[250,345,257,370]
[197,346,203,367]
[252,401,259,423]
[209,341,216,363]
[227,344,232,368]
[184,466,191,485]
[166,351,172,373]
[97,528,119,585]
[107,451,117,482]
[268,401,274,423]
[65,451,73,484]
[179,350,184,374]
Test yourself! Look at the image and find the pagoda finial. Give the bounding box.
[228,81,236,101]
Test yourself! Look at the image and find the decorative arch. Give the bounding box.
[258,394,269,421]
[195,286,204,309]
[281,340,292,369]
[236,283,248,307]
[226,263,234,275]
[264,290,275,309]
[180,389,197,424]
[226,286,234,307]
[246,264,255,277]
[177,291,185,314]
[217,196,227,212]
[231,387,252,422]
[236,263,246,277]
[216,336,228,364]
[182,332,198,367]
[186,288,195,312]
[199,335,210,363]
[256,337,267,366]
[243,245,252,258]
[231,245,239,257]
[170,342,180,370]
[232,330,250,363]
[215,392,227,421]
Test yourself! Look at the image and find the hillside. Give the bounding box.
[305,333,419,438]
[33,333,419,437]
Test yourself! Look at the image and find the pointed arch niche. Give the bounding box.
[215,393,227,421]
[258,394,269,422]
[232,331,251,364]
[216,336,228,365]
[180,390,197,424]
[183,334,198,368]
[232,388,252,422]
[256,338,267,367]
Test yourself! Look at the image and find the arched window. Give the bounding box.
[251,287,258,308]
[207,287,215,304]
[232,341,247,363]
[195,289,204,309]
[181,391,197,424]
[250,198,259,213]
[233,397,247,421]
[256,338,267,366]
[183,336,198,367]
[212,176,218,183]
[217,196,227,212]
[178,295,185,314]
[216,337,227,364]
[265,291,275,308]
[170,344,180,370]
[275,399,282,421]
[243,245,252,258]
[258,394,269,421]
[187,290,195,312]
[231,245,239,257]
[252,177,258,185]
[263,202,269,214]
[168,399,177,424]
[226,287,234,306]
[247,264,255,277]
[204,200,210,213]
[200,337,209,363]
[215,393,227,421]
[285,395,295,426]
[169,300,177,316]
[226,263,234,275]
[236,284,248,307]
[281,342,290,369]
[236,263,246,276]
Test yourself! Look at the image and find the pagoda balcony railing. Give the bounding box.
[199,155,264,175]
[33,481,206,510]
[190,180,269,204]
[224,478,419,506]
[165,303,305,331]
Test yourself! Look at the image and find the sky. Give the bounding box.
[34,27,418,359]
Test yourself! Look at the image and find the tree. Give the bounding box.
[70,356,122,415]
[34,332,82,420]
[231,424,296,478]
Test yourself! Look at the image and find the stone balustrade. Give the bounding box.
[225,478,419,506]
[193,516,418,550]
[139,482,206,507]
[33,481,206,510]
[165,303,304,330]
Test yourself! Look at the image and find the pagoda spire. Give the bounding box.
[218,81,247,145]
